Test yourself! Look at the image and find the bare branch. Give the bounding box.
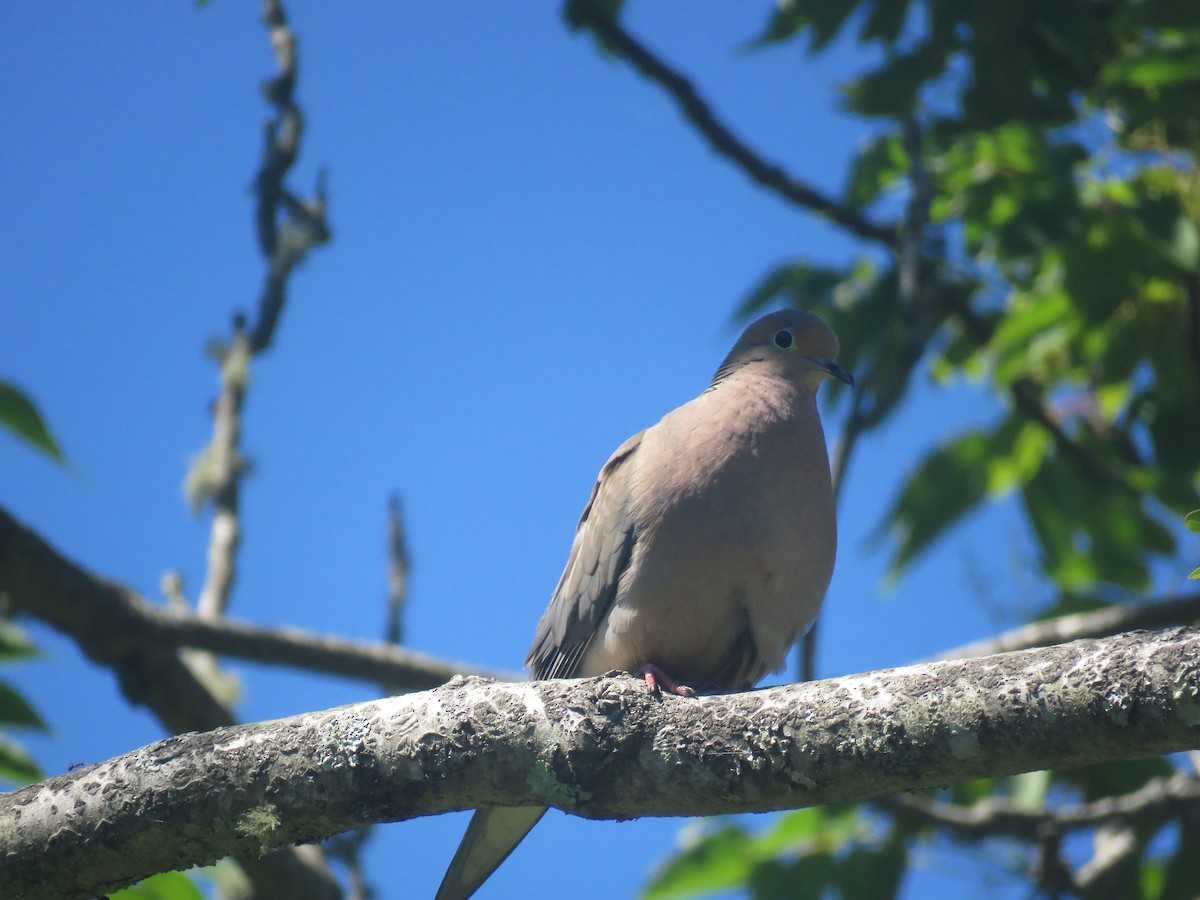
[250,0,330,354]
[385,493,410,646]
[141,608,516,687]
[563,0,897,248]
[0,505,517,691]
[0,507,234,734]
[878,772,1200,840]
[195,324,251,620]
[4,626,1199,898]
[933,593,1200,661]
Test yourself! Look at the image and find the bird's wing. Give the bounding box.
[525,431,643,680]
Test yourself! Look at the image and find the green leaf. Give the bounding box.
[753,805,863,857]
[0,681,46,730]
[859,0,912,45]
[1104,45,1200,89]
[750,0,866,52]
[844,132,907,207]
[0,734,43,785]
[842,41,952,117]
[1007,770,1051,810]
[1185,510,1200,533]
[0,381,65,463]
[738,262,847,318]
[108,871,205,900]
[644,824,753,899]
[884,426,1007,577]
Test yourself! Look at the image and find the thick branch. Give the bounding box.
[563,0,897,247]
[0,505,515,691]
[4,627,1199,899]
[0,508,234,734]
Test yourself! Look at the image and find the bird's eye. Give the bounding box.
[773,328,794,349]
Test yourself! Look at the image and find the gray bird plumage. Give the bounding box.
[436,309,851,899]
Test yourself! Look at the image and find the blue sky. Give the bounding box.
[1,4,1049,898]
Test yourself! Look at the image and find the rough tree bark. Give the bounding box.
[3,626,1199,899]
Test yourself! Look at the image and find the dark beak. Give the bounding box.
[820,359,855,387]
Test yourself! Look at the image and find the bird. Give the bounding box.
[436,308,852,899]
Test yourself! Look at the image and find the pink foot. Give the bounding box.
[640,663,696,697]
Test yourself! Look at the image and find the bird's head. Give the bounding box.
[710,309,854,390]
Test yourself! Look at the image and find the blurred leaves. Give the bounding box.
[644,807,904,900]
[0,621,45,787]
[108,871,205,900]
[0,381,64,464]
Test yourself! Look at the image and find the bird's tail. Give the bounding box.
[435,806,548,899]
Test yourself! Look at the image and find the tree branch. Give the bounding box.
[877,771,1200,840]
[5,626,1199,899]
[0,506,515,690]
[563,0,897,248]
[384,493,409,647]
[250,0,330,354]
[933,593,1200,661]
[0,508,234,735]
[194,323,251,621]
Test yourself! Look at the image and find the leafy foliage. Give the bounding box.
[107,870,205,900]
[0,621,46,786]
[586,0,1200,896]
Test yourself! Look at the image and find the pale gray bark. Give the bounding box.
[3,626,1199,899]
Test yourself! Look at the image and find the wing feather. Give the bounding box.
[525,432,642,680]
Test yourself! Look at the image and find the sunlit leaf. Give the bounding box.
[1007,770,1050,810]
[108,870,205,900]
[1104,46,1200,88]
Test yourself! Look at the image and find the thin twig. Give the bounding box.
[878,772,1200,840]
[144,608,516,690]
[195,323,250,620]
[0,505,518,691]
[563,0,897,248]
[931,593,1200,661]
[250,0,330,354]
[385,494,410,646]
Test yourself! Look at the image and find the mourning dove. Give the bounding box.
[437,309,852,899]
